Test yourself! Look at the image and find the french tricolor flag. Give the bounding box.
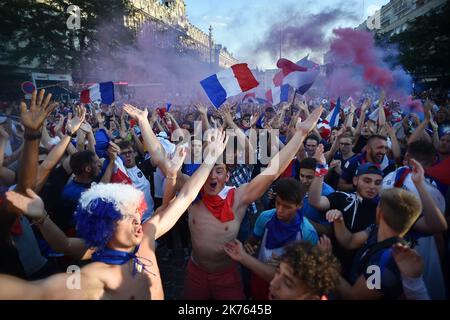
[324,97,341,128]
[110,157,132,185]
[200,64,259,108]
[80,82,115,105]
[265,84,290,105]
[273,56,319,95]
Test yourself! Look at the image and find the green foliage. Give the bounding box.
[0,0,134,79]
[385,2,450,80]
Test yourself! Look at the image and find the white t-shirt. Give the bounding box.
[383,169,446,300]
[126,166,154,221]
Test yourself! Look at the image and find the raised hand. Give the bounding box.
[317,235,333,253]
[165,144,187,177]
[330,159,342,170]
[249,111,261,127]
[314,144,326,165]
[5,188,45,220]
[224,239,245,262]
[195,102,208,115]
[203,128,229,165]
[54,114,65,134]
[336,126,347,139]
[107,141,120,161]
[278,92,295,111]
[424,100,432,122]
[384,123,395,137]
[295,106,323,135]
[392,243,424,278]
[326,209,343,223]
[218,104,234,126]
[149,110,159,126]
[123,104,149,123]
[20,89,58,132]
[429,114,438,132]
[95,109,104,124]
[79,121,93,134]
[410,158,424,186]
[361,98,371,112]
[66,105,86,135]
[378,90,385,108]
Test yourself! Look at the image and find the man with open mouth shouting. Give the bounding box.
[123,102,323,300]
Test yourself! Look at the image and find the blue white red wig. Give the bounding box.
[74,183,145,250]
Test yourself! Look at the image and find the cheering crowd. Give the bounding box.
[0,87,449,300]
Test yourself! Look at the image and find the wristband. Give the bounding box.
[24,132,42,141]
[66,131,77,138]
[31,213,49,226]
[315,163,329,177]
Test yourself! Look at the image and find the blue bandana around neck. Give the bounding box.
[265,209,303,250]
[91,245,155,277]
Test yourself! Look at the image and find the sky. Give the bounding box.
[184,0,390,69]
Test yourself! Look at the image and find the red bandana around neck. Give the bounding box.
[200,186,236,223]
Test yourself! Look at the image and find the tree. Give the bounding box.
[0,0,134,81]
[383,2,450,87]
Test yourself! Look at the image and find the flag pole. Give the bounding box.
[279,25,282,60]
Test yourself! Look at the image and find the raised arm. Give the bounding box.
[195,103,211,131]
[17,89,58,194]
[165,112,181,131]
[99,142,120,183]
[344,100,356,128]
[238,107,323,207]
[377,92,386,127]
[409,159,447,234]
[145,129,228,240]
[5,188,92,260]
[123,104,166,168]
[353,99,370,146]
[220,102,255,164]
[408,102,432,145]
[160,145,187,210]
[81,121,96,154]
[130,128,145,156]
[308,144,332,211]
[325,127,346,163]
[120,111,128,139]
[36,106,86,193]
[429,115,440,150]
[384,123,401,162]
[0,127,15,186]
[0,126,8,169]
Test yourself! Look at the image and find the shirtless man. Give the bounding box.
[123,103,323,299]
[0,129,228,300]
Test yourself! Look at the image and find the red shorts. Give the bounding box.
[183,258,245,300]
[250,272,269,300]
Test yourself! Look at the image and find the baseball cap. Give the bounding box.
[356,163,384,177]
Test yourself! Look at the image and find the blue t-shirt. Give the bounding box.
[301,183,335,225]
[94,128,110,159]
[253,209,318,245]
[61,180,92,228]
[182,163,201,177]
